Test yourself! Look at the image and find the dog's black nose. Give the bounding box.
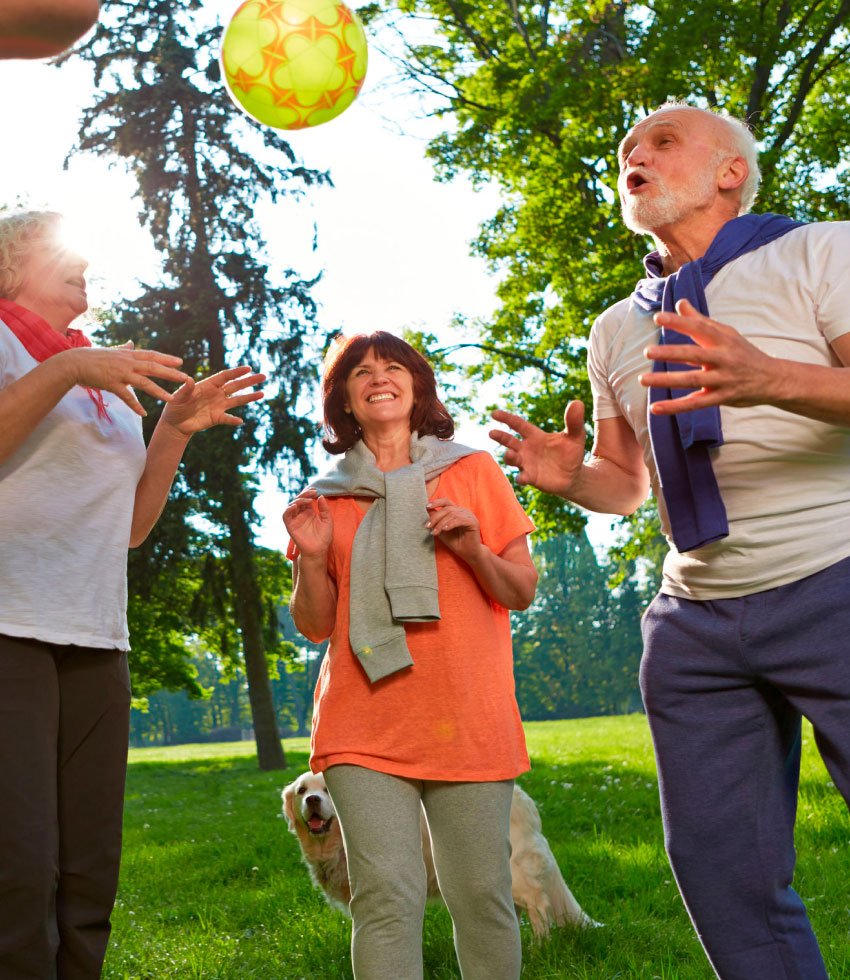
[305,794,321,807]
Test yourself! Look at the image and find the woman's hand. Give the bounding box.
[129,366,264,547]
[425,497,484,563]
[57,342,189,416]
[283,489,334,559]
[285,489,338,642]
[160,365,266,436]
[427,496,537,609]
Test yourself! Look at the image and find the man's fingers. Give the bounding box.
[640,369,712,390]
[654,313,718,343]
[490,409,537,437]
[492,443,522,469]
[563,400,585,435]
[673,299,731,331]
[650,391,721,415]
[674,298,700,318]
[644,344,714,365]
[655,308,737,344]
[488,427,516,449]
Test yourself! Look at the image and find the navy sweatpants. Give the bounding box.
[640,555,850,980]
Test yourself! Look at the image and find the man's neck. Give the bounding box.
[651,205,739,274]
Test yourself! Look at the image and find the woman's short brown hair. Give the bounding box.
[321,331,454,454]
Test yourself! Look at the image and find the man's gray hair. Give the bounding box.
[650,102,761,213]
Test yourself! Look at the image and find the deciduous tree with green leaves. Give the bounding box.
[64,0,328,769]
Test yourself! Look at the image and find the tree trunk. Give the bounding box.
[225,478,286,770]
[180,109,286,770]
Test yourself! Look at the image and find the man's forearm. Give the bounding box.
[767,359,850,428]
[564,454,651,516]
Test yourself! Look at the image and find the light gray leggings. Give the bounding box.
[323,765,521,980]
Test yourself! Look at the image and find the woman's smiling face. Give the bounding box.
[344,348,415,434]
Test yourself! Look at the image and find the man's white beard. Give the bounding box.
[621,159,720,235]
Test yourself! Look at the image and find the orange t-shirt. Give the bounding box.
[299,451,534,782]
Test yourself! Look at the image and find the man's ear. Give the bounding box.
[718,155,748,193]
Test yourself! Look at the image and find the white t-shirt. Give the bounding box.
[588,222,850,599]
[0,321,146,648]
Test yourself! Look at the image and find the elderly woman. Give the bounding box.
[0,210,263,979]
[283,331,537,980]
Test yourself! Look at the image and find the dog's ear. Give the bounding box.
[281,783,298,832]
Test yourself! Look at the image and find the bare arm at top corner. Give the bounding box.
[0,0,101,58]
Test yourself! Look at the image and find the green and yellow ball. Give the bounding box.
[220,0,368,131]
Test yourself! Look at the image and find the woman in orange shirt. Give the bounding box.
[284,332,536,980]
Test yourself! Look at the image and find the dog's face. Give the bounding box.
[281,770,351,911]
[282,771,338,838]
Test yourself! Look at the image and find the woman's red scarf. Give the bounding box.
[0,298,111,422]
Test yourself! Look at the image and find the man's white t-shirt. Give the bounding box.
[588,222,850,599]
[0,321,146,649]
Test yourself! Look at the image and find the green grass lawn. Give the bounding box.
[106,716,850,979]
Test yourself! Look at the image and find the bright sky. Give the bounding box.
[0,3,618,552]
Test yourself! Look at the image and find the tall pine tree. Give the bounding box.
[64,0,329,769]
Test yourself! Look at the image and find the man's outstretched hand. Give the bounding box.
[489,400,587,498]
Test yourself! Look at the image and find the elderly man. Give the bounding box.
[491,102,850,980]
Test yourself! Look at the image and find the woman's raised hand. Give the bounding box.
[58,342,189,416]
[160,365,266,435]
[425,497,484,564]
[283,489,334,559]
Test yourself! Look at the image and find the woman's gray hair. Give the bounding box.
[0,210,62,299]
[651,102,761,213]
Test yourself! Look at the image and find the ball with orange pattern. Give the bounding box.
[220,0,368,130]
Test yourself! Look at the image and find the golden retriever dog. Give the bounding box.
[282,770,597,938]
